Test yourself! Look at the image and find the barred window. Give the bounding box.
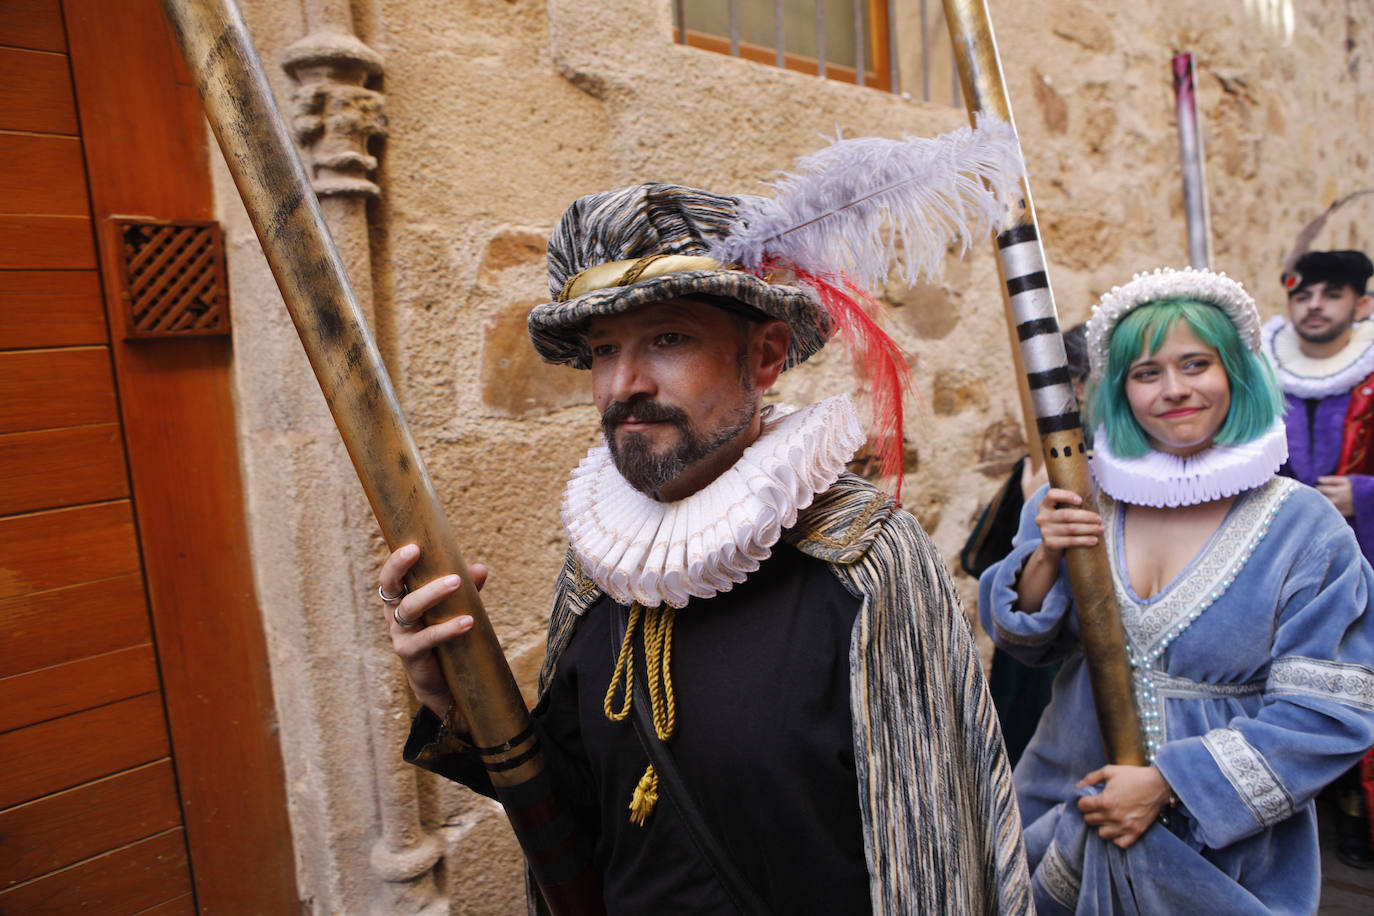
[673,0,895,91]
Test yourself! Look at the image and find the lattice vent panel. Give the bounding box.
[110,218,230,338]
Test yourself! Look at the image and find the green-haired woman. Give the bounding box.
[979,267,1374,913]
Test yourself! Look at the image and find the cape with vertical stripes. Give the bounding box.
[536,473,1031,914]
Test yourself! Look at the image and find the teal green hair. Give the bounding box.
[1086,299,1283,458]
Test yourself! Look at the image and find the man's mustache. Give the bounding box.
[601,396,690,431]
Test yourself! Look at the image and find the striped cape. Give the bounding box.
[536,473,1031,914]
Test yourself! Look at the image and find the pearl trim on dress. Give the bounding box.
[1089,418,1289,508]
[561,395,865,608]
[1261,315,1374,399]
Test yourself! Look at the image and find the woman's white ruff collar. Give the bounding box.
[1261,315,1374,399]
[1089,419,1288,508]
[561,395,864,608]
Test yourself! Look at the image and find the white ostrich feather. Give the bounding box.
[709,114,1024,292]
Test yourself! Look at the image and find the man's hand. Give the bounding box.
[1317,475,1355,517]
[1076,765,1173,848]
[380,544,486,719]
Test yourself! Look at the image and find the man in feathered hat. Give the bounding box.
[378,174,1031,913]
[1264,247,1374,868]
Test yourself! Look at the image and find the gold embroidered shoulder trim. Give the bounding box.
[568,555,599,597]
[787,474,894,564]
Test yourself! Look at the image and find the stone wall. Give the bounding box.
[218,0,1372,911]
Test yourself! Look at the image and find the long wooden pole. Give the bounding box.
[158,1,605,909]
[942,0,1147,765]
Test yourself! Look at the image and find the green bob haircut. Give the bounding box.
[1087,298,1283,458]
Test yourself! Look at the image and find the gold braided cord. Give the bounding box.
[602,603,642,722]
[615,254,671,287]
[642,606,677,742]
[556,254,729,301]
[601,602,678,825]
[557,270,582,303]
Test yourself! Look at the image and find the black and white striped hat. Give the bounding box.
[526,183,831,370]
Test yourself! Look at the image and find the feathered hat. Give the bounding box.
[1285,250,1374,295]
[1278,189,1374,291]
[527,116,1025,488]
[529,184,830,370]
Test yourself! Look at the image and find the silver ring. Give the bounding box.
[394,604,423,628]
[379,583,408,605]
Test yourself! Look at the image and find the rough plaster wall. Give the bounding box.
[220,0,1372,911]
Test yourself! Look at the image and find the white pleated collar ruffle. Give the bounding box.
[1089,418,1288,508]
[1262,315,1374,399]
[561,395,865,609]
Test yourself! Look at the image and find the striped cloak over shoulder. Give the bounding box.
[536,474,1031,914]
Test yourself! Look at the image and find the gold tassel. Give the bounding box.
[603,602,678,825]
[628,765,659,826]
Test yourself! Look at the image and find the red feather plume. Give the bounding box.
[776,262,913,500]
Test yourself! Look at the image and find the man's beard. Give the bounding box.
[1295,314,1353,345]
[602,394,757,497]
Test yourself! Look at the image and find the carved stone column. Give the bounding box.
[283,9,447,915]
[284,28,385,199]
[283,22,386,317]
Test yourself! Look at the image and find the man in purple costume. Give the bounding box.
[1265,251,1374,550]
[1262,247,1374,867]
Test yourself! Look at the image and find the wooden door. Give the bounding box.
[0,2,297,912]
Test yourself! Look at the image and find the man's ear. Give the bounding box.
[1357,293,1374,322]
[750,319,790,390]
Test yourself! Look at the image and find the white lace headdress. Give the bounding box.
[1085,267,1261,382]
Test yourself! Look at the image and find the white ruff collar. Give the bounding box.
[1089,418,1288,508]
[561,395,864,608]
[1262,314,1374,399]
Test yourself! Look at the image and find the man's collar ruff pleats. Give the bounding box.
[561,395,865,608]
[1263,315,1374,399]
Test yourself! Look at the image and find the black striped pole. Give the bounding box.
[159,0,606,908]
[943,0,1147,766]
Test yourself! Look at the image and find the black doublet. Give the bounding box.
[408,541,870,914]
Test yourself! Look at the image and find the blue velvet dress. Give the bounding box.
[979,476,1374,914]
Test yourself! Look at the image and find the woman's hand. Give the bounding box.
[380,544,486,719]
[1033,488,1105,562]
[1076,765,1174,848]
[1015,488,1105,613]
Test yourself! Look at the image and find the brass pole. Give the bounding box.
[158,0,605,909]
[942,0,1147,765]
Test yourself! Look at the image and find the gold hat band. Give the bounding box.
[558,254,731,302]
